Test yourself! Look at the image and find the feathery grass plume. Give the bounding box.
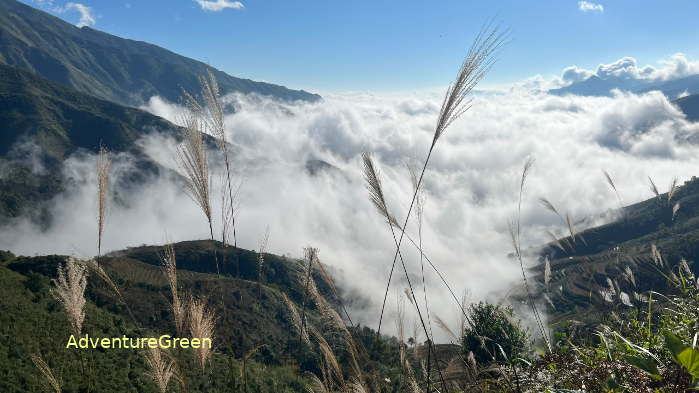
[603,170,625,214]
[161,243,185,336]
[304,268,364,382]
[544,257,551,291]
[31,355,61,393]
[362,152,392,224]
[199,70,240,253]
[510,158,550,352]
[648,176,660,198]
[143,346,176,393]
[257,226,270,296]
[373,22,504,333]
[220,172,234,247]
[363,153,449,391]
[651,244,664,267]
[281,292,310,345]
[187,295,216,370]
[545,230,568,252]
[310,327,345,390]
[175,106,216,248]
[96,145,111,258]
[434,313,459,343]
[539,197,582,247]
[672,202,681,221]
[299,247,318,346]
[668,177,678,202]
[680,258,694,281]
[52,257,88,337]
[623,265,636,288]
[306,374,331,393]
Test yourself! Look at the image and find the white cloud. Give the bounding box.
[55,2,96,27]
[4,87,699,341]
[194,0,244,12]
[578,1,604,13]
[550,53,699,89]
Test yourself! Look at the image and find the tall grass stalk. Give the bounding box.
[175,102,219,274]
[362,152,448,392]
[187,295,216,371]
[374,25,504,340]
[96,145,110,258]
[256,226,270,298]
[31,354,61,393]
[509,158,551,352]
[161,243,185,336]
[143,346,176,393]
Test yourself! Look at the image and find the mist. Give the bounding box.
[2,85,699,340]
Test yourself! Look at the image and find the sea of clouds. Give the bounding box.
[3,56,699,340]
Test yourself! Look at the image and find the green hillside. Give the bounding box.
[0,0,320,106]
[0,63,181,220]
[0,240,401,392]
[523,176,699,324]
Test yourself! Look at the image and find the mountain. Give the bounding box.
[0,0,320,107]
[676,94,699,122]
[0,63,179,220]
[549,73,699,98]
[522,175,699,324]
[548,75,648,97]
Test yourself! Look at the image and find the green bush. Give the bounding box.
[462,301,529,364]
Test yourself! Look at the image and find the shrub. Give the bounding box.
[462,301,529,364]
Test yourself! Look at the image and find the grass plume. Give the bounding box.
[96,145,110,258]
[143,346,176,393]
[161,243,185,336]
[187,295,216,370]
[31,354,61,393]
[51,257,88,337]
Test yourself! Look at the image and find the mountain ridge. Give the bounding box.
[0,0,320,107]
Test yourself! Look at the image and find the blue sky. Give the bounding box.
[23,0,699,93]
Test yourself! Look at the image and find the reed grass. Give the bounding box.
[187,295,217,370]
[51,257,88,337]
[161,243,185,336]
[31,354,61,393]
[143,346,176,393]
[96,145,110,258]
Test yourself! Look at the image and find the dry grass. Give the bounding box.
[31,354,61,393]
[281,292,310,345]
[257,226,270,292]
[51,257,88,337]
[187,295,216,370]
[96,145,111,257]
[161,243,185,336]
[176,106,214,240]
[143,346,177,393]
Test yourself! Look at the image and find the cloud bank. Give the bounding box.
[558,53,699,87]
[3,86,699,339]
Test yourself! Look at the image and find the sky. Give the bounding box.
[23,0,699,93]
